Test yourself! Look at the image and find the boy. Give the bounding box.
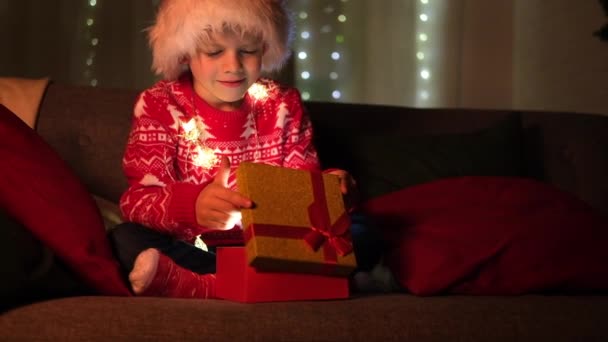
[110,0,388,299]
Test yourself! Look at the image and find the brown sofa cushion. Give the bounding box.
[2,295,608,340]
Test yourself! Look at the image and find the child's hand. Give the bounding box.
[327,169,358,211]
[195,156,252,230]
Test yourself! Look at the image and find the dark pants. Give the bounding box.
[108,213,385,278]
[350,213,386,272]
[108,223,217,276]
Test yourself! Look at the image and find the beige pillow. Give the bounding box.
[92,195,123,231]
[0,77,50,128]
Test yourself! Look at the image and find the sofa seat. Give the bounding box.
[2,82,608,341]
[2,294,608,341]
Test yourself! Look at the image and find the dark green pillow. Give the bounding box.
[350,114,525,200]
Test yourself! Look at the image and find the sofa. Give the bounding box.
[1,81,608,341]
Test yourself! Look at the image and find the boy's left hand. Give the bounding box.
[327,169,358,210]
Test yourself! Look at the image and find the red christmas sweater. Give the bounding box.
[120,75,320,246]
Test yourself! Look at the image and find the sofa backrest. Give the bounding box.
[304,102,608,217]
[520,110,608,217]
[36,82,608,217]
[37,83,136,204]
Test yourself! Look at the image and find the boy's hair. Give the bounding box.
[148,0,294,80]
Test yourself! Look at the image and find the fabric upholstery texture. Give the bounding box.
[350,114,525,199]
[521,112,608,217]
[36,83,136,203]
[2,295,608,341]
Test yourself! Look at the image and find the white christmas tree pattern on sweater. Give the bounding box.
[240,112,256,140]
[120,77,320,245]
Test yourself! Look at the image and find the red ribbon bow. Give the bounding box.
[303,172,353,261]
[242,170,353,273]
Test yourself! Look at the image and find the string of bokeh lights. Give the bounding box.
[294,0,436,105]
[83,0,98,87]
[416,0,433,105]
[84,0,436,105]
[294,0,348,102]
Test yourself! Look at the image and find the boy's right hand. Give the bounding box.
[195,156,252,230]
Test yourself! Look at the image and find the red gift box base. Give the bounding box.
[216,247,350,303]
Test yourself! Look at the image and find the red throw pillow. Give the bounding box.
[0,105,131,296]
[363,176,608,295]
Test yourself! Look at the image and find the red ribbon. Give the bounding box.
[242,171,353,269]
[304,171,352,262]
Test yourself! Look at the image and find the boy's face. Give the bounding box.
[189,31,265,111]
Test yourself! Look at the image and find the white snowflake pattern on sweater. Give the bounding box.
[120,75,320,245]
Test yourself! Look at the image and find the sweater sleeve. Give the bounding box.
[119,90,207,241]
[281,88,321,171]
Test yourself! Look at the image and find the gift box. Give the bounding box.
[236,162,357,277]
[215,247,349,303]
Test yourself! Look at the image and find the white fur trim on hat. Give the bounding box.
[148,0,294,80]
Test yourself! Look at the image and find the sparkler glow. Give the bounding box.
[192,145,219,170]
[182,118,200,142]
[182,82,270,170]
[181,118,219,170]
[246,82,270,162]
[247,82,269,101]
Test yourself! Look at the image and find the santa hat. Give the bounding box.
[148,0,294,80]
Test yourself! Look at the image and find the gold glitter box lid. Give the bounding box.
[237,162,357,277]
